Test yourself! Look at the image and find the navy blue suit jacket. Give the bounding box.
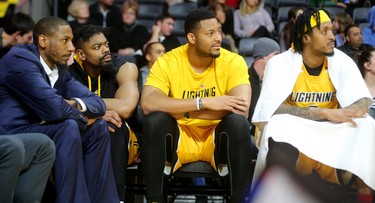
[0,44,106,134]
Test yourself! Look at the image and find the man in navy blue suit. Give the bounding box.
[0,16,119,203]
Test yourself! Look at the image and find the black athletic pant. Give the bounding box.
[109,122,129,201]
[141,112,252,203]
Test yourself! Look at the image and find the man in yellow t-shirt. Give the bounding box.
[141,9,252,203]
[253,8,375,203]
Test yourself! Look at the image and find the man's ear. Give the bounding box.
[187,33,195,44]
[145,53,151,61]
[13,31,21,42]
[76,49,86,61]
[364,62,371,70]
[303,33,311,44]
[38,34,48,49]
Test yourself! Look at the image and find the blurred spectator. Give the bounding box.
[145,13,181,52]
[0,12,34,58]
[108,0,150,56]
[338,24,372,59]
[356,47,375,119]
[362,6,375,47]
[139,42,165,93]
[208,0,238,52]
[333,12,353,47]
[89,0,121,27]
[308,0,347,9]
[233,0,274,39]
[248,37,280,135]
[68,0,95,32]
[280,7,303,51]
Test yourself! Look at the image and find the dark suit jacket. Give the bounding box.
[89,2,121,28]
[0,44,106,134]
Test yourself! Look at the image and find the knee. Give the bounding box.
[53,119,82,144]
[223,114,250,128]
[144,112,174,129]
[91,118,109,132]
[222,114,251,140]
[32,133,55,159]
[143,112,177,134]
[0,137,24,167]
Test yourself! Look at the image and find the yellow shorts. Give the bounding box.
[173,124,216,172]
[127,123,140,165]
[296,152,339,184]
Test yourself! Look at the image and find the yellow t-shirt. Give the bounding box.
[145,44,249,170]
[146,44,250,127]
[285,58,338,109]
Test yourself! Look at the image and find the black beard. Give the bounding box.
[98,62,116,74]
[56,62,69,71]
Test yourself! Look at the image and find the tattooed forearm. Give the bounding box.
[274,103,325,121]
[344,97,372,112]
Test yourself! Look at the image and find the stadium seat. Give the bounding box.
[168,2,198,19]
[137,18,155,33]
[277,6,293,23]
[171,18,185,36]
[138,3,164,19]
[273,0,307,8]
[238,37,258,56]
[324,6,345,18]
[353,7,370,24]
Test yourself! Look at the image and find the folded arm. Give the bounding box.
[274,97,371,126]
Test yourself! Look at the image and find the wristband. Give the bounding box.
[195,97,201,111]
[198,97,203,110]
[196,97,203,111]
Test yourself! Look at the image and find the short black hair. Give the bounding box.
[73,25,108,49]
[344,24,358,38]
[292,8,332,53]
[156,12,175,23]
[4,12,34,35]
[33,16,69,45]
[355,47,375,77]
[184,9,216,34]
[144,42,162,55]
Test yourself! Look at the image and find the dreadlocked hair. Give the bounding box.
[292,8,332,53]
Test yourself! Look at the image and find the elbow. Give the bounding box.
[140,99,152,115]
[117,106,134,119]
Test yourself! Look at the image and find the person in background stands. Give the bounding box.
[362,6,375,47]
[145,13,181,52]
[89,0,121,28]
[356,47,375,119]
[139,42,166,93]
[108,0,150,56]
[247,37,280,138]
[332,12,352,47]
[338,24,372,59]
[0,12,34,57]
[233,0,274,39]
[67,0,95,32]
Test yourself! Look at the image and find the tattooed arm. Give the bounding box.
[274,98,371,126]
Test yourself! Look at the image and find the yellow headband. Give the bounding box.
[306,10,331,31]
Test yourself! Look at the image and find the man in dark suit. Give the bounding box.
[89,0,121,28]
[0,17,119,203]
